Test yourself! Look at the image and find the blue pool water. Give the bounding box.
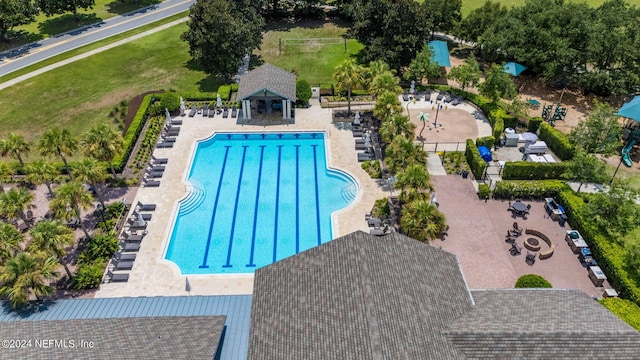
[165,132,357,274]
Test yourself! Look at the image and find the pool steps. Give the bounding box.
[179,179,206,216]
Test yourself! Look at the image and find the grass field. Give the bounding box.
[0,23,210,162]
[256,22,364,85]
[461,0,640,16]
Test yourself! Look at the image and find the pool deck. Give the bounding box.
[96,98,390,297]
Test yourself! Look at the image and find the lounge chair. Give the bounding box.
[352,130,364,138]
[159,135,176,143]
[142,179,160,187]
[156,142,173,149]
[147,165,165,172]
[355,138,365,144]
[145,171,163,179]
[203,104,209,117]
[114,251,136,261]
[505,236,517,244]
[367,218,382,228]
[130,211,152,221]
[370,228,386,236]
[126,216,147,229]
[164,129,180,137]
[355,143,369,150]
[436,92,444,101]
[223,107,229,118]
[151,155,168,165]
[121,231,144,242]
[357,152,375,162]
[231,107,237,118]
[136,202,156,211]
[510,243,522,256]
[122,242,140,252]
[112,260,134,270]
[170,119,182,125]
[526,252,536,265]
[209,108,216,117]
[188,106,197,117]
[107,271,129,283]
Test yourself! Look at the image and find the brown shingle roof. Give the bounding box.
[236,63,296,101]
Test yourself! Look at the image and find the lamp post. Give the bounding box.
[433,102,442,131]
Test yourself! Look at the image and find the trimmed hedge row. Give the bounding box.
[538,123,575,161]
[557,190,640,304]
[464,139,486,179]
[475,136,495,149]
[599,298,640,331]
[502,161,569,180]
[528,117,543,133]
[492,180,569,199]
[113,94,153,173]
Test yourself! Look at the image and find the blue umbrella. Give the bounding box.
[504,62,527,76]
[616,95,640,122]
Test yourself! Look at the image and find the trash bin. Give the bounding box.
[559,214,567,227]
[461,170,469,179]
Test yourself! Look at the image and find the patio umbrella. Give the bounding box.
[364,132,371,143]
[179,97,186,112]
[504,62,527,76]
[616,95,640,122]
[165,108,171,123]
[354,111,360,125]
[216,94,222,108]
[521,132,538,142]
[364,137,371,148]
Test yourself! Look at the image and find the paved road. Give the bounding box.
[0,0,194,78]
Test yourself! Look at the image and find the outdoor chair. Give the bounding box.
[151,155,168,165]
[122,242,140,252]
[510,243,522,256]
[142,179,160,187]
[203,105,209,117]
[164,129,180,137]
[513,222,523,232]
[136,202,156,211]
[505,236,517,244]
[145,171,163,179]
[114,252,136,262]
[147,165,165,172]
[223,107,229,118]
[121,231,144,242]
[231,107,237,118]
[107,271,129,283]
[367,218,382,228]
[357,152,374,162]
[209,108,215,117]
[526,252,536,265]
[508,229,522,237]
[156,141,173,149]
[188,106,196,117]
[130,211,152,221]
[170,119,182,125]
[112,260,134,271]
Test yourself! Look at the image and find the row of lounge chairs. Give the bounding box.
[105,202,157,283]
[187,105,239,119]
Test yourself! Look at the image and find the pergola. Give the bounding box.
[236,63,296,121]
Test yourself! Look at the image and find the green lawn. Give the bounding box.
[461,0,640,16]
[256,22,364,85]
[0,23,212,162]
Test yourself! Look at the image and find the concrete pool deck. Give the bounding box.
[97,98,391,297]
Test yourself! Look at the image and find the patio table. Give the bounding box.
[511,201,528,214]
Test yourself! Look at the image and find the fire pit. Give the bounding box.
[524,237,541,251]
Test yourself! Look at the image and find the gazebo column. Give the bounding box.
[287,100,292,119]
[282,99,287,119]
[242,99,251,119]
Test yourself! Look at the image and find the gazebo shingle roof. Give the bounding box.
[236,63,296,101]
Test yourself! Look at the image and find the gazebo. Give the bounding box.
[236,63,296,121]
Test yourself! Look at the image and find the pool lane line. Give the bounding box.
[295,145,300,254]
[311,145,322,246]
[272,145,282,263]
[223,145,249,268]
[200,146,231,268]
[247,145,266,267]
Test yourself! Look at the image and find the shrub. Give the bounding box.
[478,183,491,199]
[475,136,495,149]
[79,232,119,263]
[181,92,217,101]
[528,117,543,133]
[464,139,487,179]
[372,197,390,219]
[538,123,575,160]
[361,160,382,179]
[296,79,312,103]
[599,298,640,331]
[105,201,126,221]
[217,85,232,101]
[503,115,518,130]
[158,92,180,112]
[501,162,569,180]
[112,94,153,172]
[515,274,552,288]
[492,180,569,199]
[73,260,105,290]
[440,151,469,175]
[231,83,239,92]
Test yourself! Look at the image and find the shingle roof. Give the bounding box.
[236,63,296,101]
[0,316,225,360]
[247,231,473,360]
[445,289,640,359]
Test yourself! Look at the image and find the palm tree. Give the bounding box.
[400,199,447,243]
[72,158,107,209]
[0,187,34,228]
[369,71,402,99]
[0,252,59,309]
[373,90,402,122]
[379,113,416,144]
[0,133,30,167]
[0,162,14,192]
[28,220,75,279]
[81,123,125,178]
[394,164,433,203]
[25,160,59,197]
[333,59,364,116]
[0,223,24,264]
[38,128,78,179]
[50,181,94,239]
[384,135,427,174]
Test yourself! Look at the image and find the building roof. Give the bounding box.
[248,231,640,360]
[0,316,225,360]
[429,40,451,67]
[248,231,473,360]
[236,63,296,101]
[0,295,252,360]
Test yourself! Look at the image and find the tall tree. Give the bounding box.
[0,187,34,227]
[379,113,416,144]
[447,54,482,92]
[25,160,58,196]
[562,149,609,192]
[420,0,462,39]
[373,90,402,122]
[181,0,264,78]
[28,220,75,279]
[456,0,508,44]
[582,180,640,237]
[0,132,30,167]
[570,101,621,155]
[38,0,95,18]
[384,135,426,174]
[0,251,58,309]
[0,0,39,40]
[50,181,94,239]
[478,64,517,103]
[404,43,442,83]
[394,164,432,202]
[368,71,402,99]
[72,158,107,209]
[0,223,23,264]
[333,59,365,116]
[38,128,78,179]
[0,162,14,192]
[81,123,124,178]
[400,199,446,243]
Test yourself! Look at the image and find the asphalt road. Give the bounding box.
[0,0,194,78]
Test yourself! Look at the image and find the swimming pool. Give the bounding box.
[165,132,358,274]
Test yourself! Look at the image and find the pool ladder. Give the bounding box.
[340,183,357,203]
[179,179,206,216]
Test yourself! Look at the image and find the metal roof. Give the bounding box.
[0,295,252,360]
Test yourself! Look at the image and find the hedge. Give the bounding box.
[503,115,518,130]
[181,92,218,101]
[113,94,153,173]
[464,139,487,179]
[599,298,640,331]
[475,136,495,149]
[528,117,543,133]
[557,190,640,304]
[502,161,569,180]
[492,180,569,199]
[515,274,552,288]
[538,123,575,161]
[217,85,231,101]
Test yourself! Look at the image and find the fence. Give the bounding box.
[423,142,467,153]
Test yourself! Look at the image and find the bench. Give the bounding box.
[525,228,555,259]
